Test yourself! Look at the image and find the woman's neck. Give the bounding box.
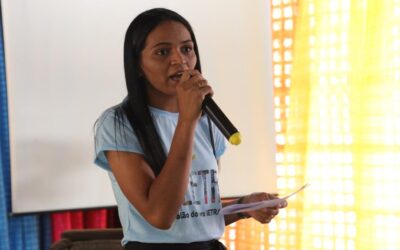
[147,91,179,113]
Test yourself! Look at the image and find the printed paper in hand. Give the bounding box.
[221,183,310,215]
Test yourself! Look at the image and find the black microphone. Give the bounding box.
[202,95,241,145]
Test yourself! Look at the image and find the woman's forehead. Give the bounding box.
[145,21,192,47]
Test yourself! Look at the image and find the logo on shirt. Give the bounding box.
[176,169,221,220]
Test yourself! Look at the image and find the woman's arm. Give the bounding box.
[107,119,196,230]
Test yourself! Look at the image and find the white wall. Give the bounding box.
[2,0,276,213]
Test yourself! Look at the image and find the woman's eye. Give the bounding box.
[182,46,193,54]
[156,48,169,56]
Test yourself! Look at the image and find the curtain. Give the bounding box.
[0,13,52,250]
[221,0,400,249]
[283,0,400,249]
[51,208,120,242]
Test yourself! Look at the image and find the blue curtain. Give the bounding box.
[0,10,52,250]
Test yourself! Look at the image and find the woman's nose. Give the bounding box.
[170,49,186,65]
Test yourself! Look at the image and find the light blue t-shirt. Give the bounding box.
[94,106,227,245]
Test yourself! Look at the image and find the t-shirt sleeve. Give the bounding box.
[94,109,143,171]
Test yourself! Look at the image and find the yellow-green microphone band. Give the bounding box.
[229,132,241,145]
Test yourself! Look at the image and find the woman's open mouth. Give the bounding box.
[169,72,183,81]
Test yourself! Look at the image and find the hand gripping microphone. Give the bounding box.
[202,95,241,145]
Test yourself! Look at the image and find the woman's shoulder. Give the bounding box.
[98,105,118,120]
[95,103,127,130]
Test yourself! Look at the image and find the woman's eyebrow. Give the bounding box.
[151,42,171,49]
[151,39,193,49]
[181,39,193,44]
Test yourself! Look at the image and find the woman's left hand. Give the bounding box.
[240,192,288,224]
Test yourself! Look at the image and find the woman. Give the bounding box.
[94,8,286,249]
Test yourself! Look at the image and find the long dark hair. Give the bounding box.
[116,8,202,176]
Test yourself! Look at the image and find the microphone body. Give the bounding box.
[202,95,241,145]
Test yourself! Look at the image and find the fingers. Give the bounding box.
[279,200,288,208]
[179,70,204,87]
[244,192,287,224]
[253,213,272,224]
[266,193,279,200]
[261,215,273,224]
[255,208,279,224]
[190,79,207,90]
[252,192,287,209]
[179,70,201,87]
[178,70,213,97]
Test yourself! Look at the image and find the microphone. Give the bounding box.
[202,95,241,145]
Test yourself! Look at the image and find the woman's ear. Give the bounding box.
[137,68,144,77]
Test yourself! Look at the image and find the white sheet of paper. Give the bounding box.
[221,183,310,215]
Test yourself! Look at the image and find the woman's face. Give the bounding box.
[140,21,197,100]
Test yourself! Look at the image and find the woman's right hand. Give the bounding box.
[176,69,213,122]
